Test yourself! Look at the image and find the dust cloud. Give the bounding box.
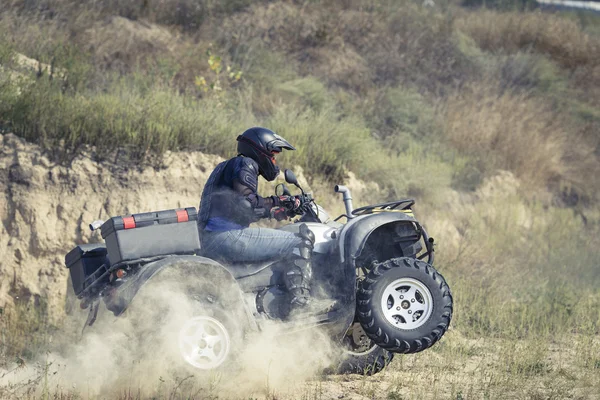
[1,262,344,399]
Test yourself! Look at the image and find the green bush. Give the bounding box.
[368,86,440,145]
[0,67,408,189]
[497,52,566,94]
[275,78,330,112]
[4,77,243,161]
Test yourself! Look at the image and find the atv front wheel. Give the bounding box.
[357,257,452,354]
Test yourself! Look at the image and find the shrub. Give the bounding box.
[219,2,479,96]
[3,75,228,161]
[275,77,330,112]
[443,82,597,200]
[455,9,600,70]
[496,52,566,94]
[366,86,440,145]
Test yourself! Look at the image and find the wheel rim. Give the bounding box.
[178,316,231,370]
[380,277,434,330]
[345,322,378,356]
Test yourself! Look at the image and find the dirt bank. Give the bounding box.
[0,133,222,321]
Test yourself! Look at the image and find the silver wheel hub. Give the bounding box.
[178,316,230,370]
[381,277,433,330]
[346,323,377,355]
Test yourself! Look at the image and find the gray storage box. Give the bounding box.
[101,208,201,264]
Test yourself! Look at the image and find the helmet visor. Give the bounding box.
[267,136,296,153]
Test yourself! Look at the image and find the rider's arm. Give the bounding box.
[233,181,277,210]
[233,158,279,219]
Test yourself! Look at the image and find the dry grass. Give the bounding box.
[455,9,600,70]
[218,2,477,94]
[0,304,54,366]
[423,175,600,338]
[443,82,598,200]
[0,11,223,92]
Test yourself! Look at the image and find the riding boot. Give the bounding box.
[284,223,314,308]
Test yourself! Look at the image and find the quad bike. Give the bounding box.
[65,170,453,376]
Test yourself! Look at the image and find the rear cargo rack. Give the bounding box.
[351,199,415,217]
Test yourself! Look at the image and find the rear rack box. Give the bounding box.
[100,207,201,265]
[65,244,108,296]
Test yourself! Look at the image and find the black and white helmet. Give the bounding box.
[237,127,295,181]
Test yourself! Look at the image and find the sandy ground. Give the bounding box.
[2,328,599,400]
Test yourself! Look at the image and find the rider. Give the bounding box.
[198,127,314,309]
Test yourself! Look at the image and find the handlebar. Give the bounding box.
[291,193,314,216]
[277,192,316,218]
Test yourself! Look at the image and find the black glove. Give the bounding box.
[271,207,289,221]
[275,195,301,212]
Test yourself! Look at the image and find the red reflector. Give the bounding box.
[176,209,189,223]
[123,216,136,229]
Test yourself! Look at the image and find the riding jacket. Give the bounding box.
[198,156,277,232]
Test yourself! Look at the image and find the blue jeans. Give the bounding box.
[201,227,301,263]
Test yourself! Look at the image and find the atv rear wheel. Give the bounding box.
[336,322,393,375]
[357,257,452,354]
[123,261,246,373]
[178,313,232,370]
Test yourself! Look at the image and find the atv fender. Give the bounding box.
[339,213,420,266]
[108,256,254,328]
[123,255,232,292]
